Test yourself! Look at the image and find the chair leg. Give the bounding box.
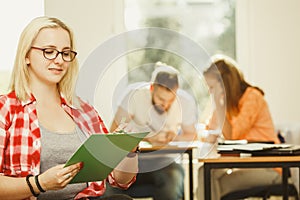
[294,191,299,200]
[263,189,271,200]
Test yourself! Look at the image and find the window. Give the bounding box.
[123,0,236,122]
[0,1,44,94]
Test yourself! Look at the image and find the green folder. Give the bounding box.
[64,132,149,184]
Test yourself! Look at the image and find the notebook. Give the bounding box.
[218,143,300,156]
[250,145,300,156]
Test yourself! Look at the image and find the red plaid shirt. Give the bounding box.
[0,91,135,199]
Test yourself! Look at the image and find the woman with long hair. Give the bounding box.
[0,16,137,200]
[197,55,281,200]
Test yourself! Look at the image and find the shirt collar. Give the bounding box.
[21,92,77,109]
[60,93,77,109]
[21,93,36,106]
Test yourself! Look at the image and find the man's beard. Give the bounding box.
[152,99,165,115]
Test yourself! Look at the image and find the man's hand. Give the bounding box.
[145,131,176,145]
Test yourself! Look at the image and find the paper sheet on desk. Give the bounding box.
[168,141,201,148]
[219,139,248,145]
[217,143,292,152]
[139,141,153,148]
[140,141,202,148]
[232,143,291,151]
[169,141,220,159]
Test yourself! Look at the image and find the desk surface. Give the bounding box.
[140,145,194,151]
[199,155,300,163]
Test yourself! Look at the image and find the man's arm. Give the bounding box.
[174,124,197,141]
[144,124,197,145]
[175,90,198,141]
[110,107,132,132]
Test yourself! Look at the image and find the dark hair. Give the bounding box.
[153,71,179,91]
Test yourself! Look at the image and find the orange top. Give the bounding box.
[228,87,279,144]
[208,88,282,173]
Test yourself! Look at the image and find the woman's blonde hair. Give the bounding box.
[9,16,79,104]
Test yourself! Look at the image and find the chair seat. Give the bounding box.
[221,183,299,200]
[267,184,298,198]
[221,186,269,200]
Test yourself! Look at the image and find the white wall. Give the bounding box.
[44,0,124,67]
[45,0,127,127]
[46,0,300,128]
[0,1,44,94]
[236,0,300,126]
[236,1,300,189]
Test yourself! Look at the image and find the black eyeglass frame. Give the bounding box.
[30,46,77,62]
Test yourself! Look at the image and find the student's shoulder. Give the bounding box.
[241,87,267,107]
[124,82,151,96]
[0,91,22,120]
[177,89,195,102]
[0,91,21,107]
[244,87,264,100]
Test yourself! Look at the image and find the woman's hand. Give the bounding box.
[38,162,83,191]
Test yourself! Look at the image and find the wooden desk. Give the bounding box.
[140,145,195,200]
[199,156,300,200]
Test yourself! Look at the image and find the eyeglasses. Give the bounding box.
[31,46,77,62]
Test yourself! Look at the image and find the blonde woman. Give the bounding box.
[0,16,137,200]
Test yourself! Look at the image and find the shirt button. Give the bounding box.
[32,167,39,175]
[33,140,41,149]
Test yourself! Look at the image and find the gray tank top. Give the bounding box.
[38,125,87,200]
